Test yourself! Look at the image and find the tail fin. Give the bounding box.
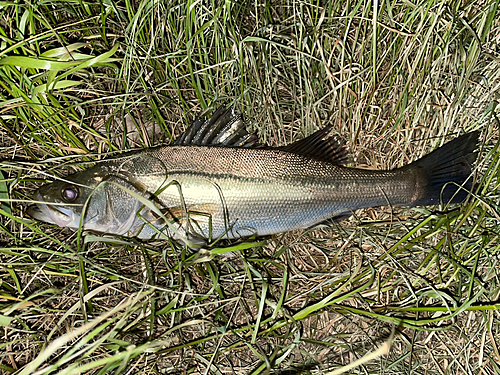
[404,132,479,206]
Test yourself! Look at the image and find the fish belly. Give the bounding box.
[156,174,352,240]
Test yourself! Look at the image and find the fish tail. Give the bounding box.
[403,132,479,206]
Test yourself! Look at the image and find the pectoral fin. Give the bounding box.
[150,203,219,226]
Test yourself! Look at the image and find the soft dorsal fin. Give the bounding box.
[174,106,261,147]
[278,126,349,166]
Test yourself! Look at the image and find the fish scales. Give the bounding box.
[116,146,416,238]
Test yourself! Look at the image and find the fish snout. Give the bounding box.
[27,190,78,228]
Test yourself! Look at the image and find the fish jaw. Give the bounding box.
[27,192,82,229]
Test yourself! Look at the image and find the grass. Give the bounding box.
[1,0,499,373]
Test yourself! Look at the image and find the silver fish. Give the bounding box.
[27,106,478,244]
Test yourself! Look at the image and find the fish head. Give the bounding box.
[27,165,129,233]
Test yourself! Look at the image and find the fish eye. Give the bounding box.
[61,186,79,202]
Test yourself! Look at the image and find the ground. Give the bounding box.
[0,0,499,374]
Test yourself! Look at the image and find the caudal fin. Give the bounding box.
[404,132,479,206]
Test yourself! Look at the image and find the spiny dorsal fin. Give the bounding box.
[279,126,349,166]
[174,106,261,147]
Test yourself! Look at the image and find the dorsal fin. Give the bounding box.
[174,106,261,147]
[174,106,349,165]
[278,126,349,166]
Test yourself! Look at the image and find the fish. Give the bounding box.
[27,106,479,245]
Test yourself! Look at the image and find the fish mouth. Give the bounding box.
[27,193,80,229]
